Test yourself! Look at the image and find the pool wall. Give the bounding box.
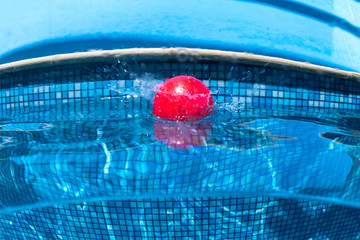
[1,0,360,72]
[1,50,360,239]
[1,49,360,115]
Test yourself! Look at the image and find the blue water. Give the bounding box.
[1,85,360,238]
[1,97,359,202]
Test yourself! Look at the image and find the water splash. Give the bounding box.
[216,97,246,112]
[109,74,163,103]
[136,74,164,102]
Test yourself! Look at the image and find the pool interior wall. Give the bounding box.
[1,57,360,239]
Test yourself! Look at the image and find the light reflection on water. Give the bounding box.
[0,95,360,239]
[0,98,359,211]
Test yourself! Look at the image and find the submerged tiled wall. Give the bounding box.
[1,61,360,114]
[2,197,360,240]
[1,59,360,239]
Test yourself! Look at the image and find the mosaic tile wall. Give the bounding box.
[1,61,360,115]
[1,197,360,240]
[1,60,360,239]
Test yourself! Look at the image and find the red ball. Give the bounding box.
[153,76,214,121]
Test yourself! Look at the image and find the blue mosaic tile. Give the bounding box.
[1,60,360,239]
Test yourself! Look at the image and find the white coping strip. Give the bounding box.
[1,48,360,81]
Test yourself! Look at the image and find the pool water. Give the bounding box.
[1,58,360,239]
[0,99,358,200]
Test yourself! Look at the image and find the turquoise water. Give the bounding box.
[0,96,358,209]
[1,98,360,239]
[1,60,360,238]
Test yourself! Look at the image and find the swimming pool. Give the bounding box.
[1,48,360,239]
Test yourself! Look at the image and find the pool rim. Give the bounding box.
[0,47,360,81]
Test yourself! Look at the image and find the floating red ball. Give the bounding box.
[153,76,214,121]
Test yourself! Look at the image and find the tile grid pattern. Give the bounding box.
[1,60,360,239]
[1,197,360,240]
[1,61,360,114]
